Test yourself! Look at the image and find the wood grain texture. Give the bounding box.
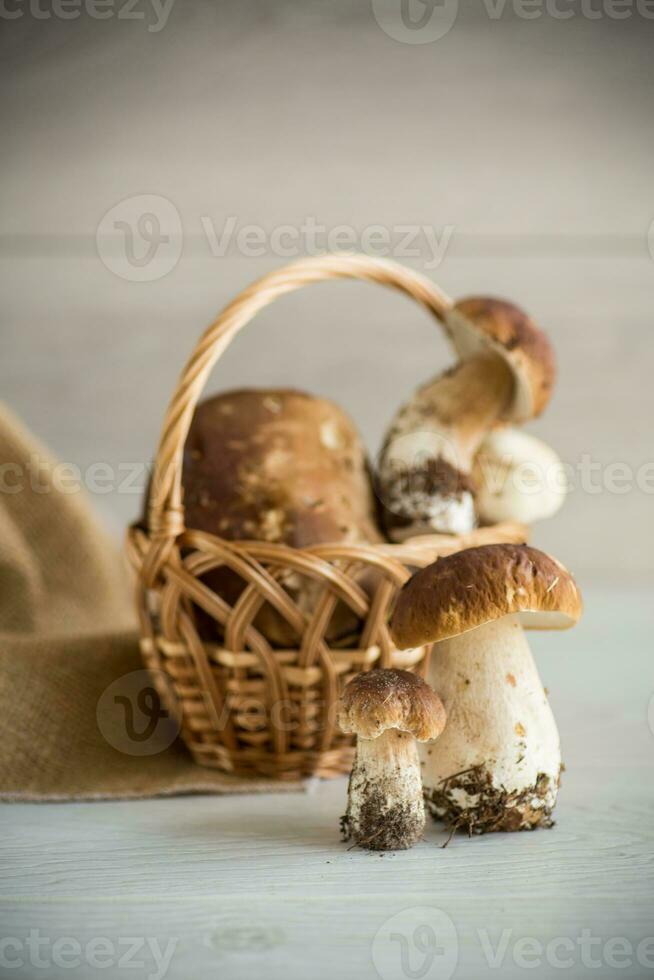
[1,586,653,978]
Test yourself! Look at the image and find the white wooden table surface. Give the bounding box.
[2,584,653,980]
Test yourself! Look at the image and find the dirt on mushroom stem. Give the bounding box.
[377,354,514,538]
[341,729,426,851]
[408,613,566,833]
[341,778,425,851]
[427,764,563,843]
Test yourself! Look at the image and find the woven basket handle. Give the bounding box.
[147,252,453,540]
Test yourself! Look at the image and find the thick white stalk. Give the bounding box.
[421,615,561,832]
[380,355,513,538]
[345,729,425,850]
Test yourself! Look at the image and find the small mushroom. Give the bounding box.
[378,298,556,540]
[390,544,582,835]
[338,668,446,851]
[472,426,567,526]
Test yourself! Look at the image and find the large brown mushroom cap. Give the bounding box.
[390,544,582,650]
[338,668,446,742]
[445,297,556,422]
[181,387,382,546]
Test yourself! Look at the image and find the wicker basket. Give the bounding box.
[126,253,527,780]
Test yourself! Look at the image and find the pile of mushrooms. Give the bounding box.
[335,290,583,850]
[337,544,581,850]
[378,297,565,538]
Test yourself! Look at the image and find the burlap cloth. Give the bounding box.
[0,405,300,800]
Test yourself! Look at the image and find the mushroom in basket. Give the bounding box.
[472,426,567,528]
[338,668,446,851]
[145,387,383,647]
[390,544,582,836]
[377,298,557,539]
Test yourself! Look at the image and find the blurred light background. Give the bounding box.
[2,0,653,583]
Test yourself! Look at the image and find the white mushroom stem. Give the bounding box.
[379,354,513,538]
[421,614,561,832]
[346,729,425,850]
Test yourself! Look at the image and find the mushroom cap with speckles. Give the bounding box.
[390,544,582,650]
[338,669,446,742]
[445,297,556,423]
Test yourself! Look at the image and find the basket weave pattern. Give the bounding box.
[126,254,526,780]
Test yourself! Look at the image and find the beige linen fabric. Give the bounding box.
[0,405,298,799]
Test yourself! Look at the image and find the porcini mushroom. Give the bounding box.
[390,544,582,835]
[472,427,567,526]
[338,669,446,850]
[378,298,556,540]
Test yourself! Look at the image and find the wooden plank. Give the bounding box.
[1,894,653,980]
[0,586,652,977]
